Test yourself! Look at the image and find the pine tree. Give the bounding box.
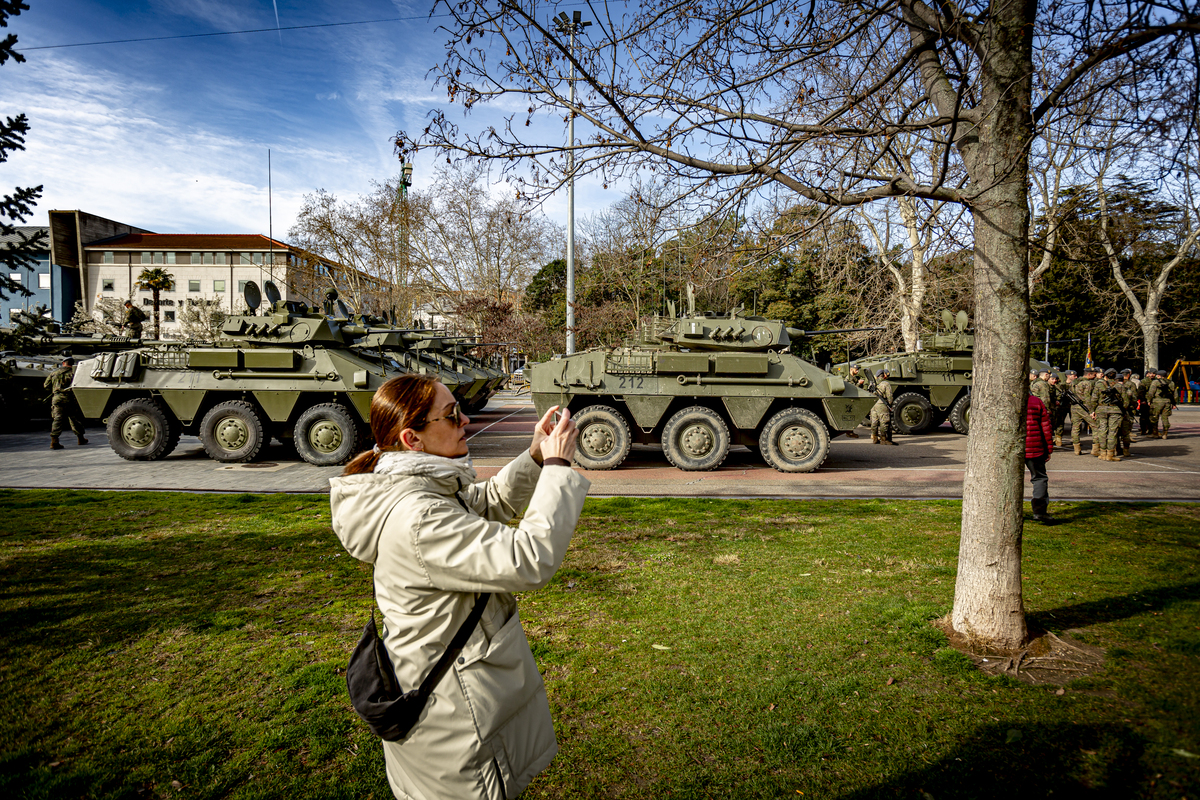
[1,2,45,307]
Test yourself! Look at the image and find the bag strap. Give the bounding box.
[415,591,491,700]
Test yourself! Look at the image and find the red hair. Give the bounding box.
[342,374,442,475]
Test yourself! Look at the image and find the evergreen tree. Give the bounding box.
[1,1,44,307]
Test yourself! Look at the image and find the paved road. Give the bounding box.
[2,393,1197,501]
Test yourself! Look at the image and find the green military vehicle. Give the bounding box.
[527,299,880,473]
[70,283,466,466]
[1,307,152,428]
[832,310,1053,435]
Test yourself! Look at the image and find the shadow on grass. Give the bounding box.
[833,721,1148,800]
[1028,580,1200,632]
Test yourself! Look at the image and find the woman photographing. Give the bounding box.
[330,375,590,799]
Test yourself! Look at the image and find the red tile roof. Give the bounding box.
[86,233,292,250]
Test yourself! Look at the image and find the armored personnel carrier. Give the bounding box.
[527,300,880,472]
[1,307,150,426]
[69,283,424,466]
[832,310,1053,435]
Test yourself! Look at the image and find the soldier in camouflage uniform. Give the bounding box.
[43,357,87,450]
[1134,371,1151,434]
[1047,371,1066,446]
[870,368,897,445]
[1030,369,1052,411]
[1117,369,1137,456]
[123,301,147,339]
[1094,368,1126,461]
[1069,368,1096,455]
[1148,369,1177,438]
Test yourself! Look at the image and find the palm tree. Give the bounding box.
[136,267,175,340]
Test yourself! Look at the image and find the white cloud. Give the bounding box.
[0,53,387,235]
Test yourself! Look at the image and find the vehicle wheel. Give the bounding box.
[573,405,632,470]
[294,403,360,466]
[758,407,830,473]
[949,394,971,435]
[107,397,182,461]
[199,400,267,463]
[893,392,935,435]
[662,406,730,471]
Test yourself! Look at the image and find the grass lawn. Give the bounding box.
[0,490,1197,799]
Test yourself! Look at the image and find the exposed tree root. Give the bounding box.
[935,618,1106,685]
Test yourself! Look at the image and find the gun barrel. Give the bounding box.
[786,326,886,337]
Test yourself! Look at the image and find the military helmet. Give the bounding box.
[1120,368,1131,376]
[876,368,889,378]
[1104,367,1117,378]
[61,356,74,366]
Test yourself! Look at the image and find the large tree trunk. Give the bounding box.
[948,1,1035,650]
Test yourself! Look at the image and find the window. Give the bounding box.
[38,273,51,289]
[214,252,226,265]
[253,253,263,265]
[240,253,253,265]
[188,280,200,292]
[213,280,226,292]
[102,279,115,292]
[166,252,176,265]
[103,251,114,264]
[141,252,151,264]
[164,311,175,322]
[191,253,202,264]
[237,280,248,293]
[8,273,21,283]
[203,253,213,265]
[153,252,164,264]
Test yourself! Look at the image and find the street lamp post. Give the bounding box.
[554,10,590,354]
[399,159,414,325]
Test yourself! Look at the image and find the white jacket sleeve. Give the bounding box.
[414,465,591,592]
[457,450,542,522]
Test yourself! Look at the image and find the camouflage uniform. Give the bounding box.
[1149,374,1176,438]
[124,304,147,338]
[1094,372,1125,460]
[1135,374,1151,434]
[1117,371,1136,455]
[1047,377,1065,445]
[1070,372,1096,453]
[43,364,86,447]
[1030,376,1052,410]
[870,373,896,444]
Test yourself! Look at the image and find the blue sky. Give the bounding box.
[3,0,598,238]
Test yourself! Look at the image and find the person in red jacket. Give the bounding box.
[1026,391,1055,524]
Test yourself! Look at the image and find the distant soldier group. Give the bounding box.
[1040,364,1177,461]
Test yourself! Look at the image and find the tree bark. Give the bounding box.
[945,1,1035,649]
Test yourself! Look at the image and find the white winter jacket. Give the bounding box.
[329,450,590,800]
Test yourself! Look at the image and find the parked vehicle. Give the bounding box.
[527,297,880,472]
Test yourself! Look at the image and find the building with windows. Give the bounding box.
[2,226,54,323]
[46,210,389,336]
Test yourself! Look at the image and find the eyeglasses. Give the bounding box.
[422,402,464,428]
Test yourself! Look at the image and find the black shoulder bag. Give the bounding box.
[346,591,491,741]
